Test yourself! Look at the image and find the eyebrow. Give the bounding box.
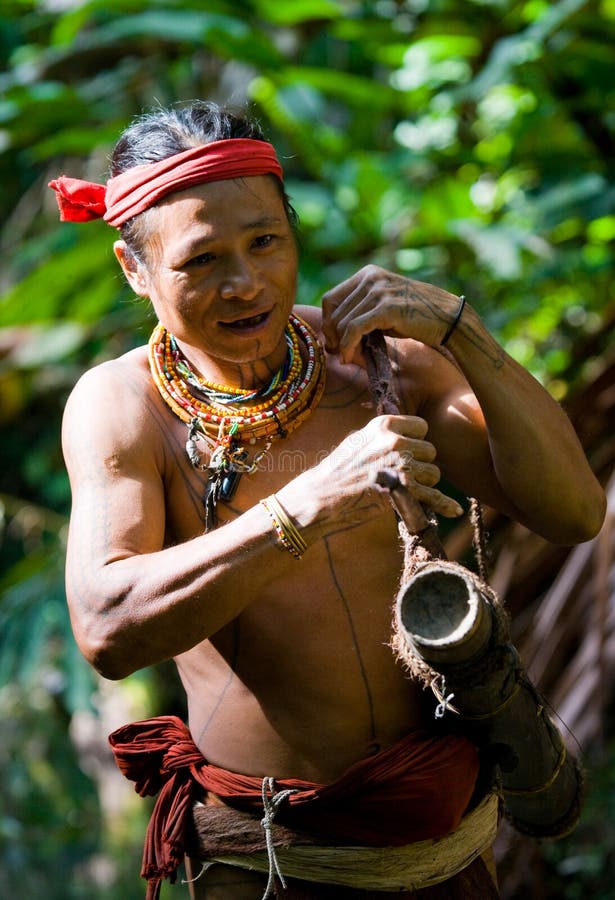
[176,215,286,258]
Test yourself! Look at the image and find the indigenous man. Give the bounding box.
[51,101,605,900]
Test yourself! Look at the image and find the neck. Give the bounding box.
[176,337,291,393]
[148,313,325,449]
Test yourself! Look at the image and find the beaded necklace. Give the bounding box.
[148,313,326,529]
[174,327,296,406]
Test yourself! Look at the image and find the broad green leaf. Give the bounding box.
[280,66,401,111]
[4,322,87,367]
[29,122,125,159]
[94,9,252,42]
[463,0,587,99]
[0,230,120,326]
[251,0,343,25]
[532,175,610,227]
[391,35,480,92]
[451,219,552,280]
[71,9,282,66]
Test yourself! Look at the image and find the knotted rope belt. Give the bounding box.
[191,786,499,895]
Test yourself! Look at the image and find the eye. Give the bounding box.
[187,252,216,267]
[252,233,275,249]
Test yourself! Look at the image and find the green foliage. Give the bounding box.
[542,737,615,899]
[0,680,100,897]
[1,0,614,895]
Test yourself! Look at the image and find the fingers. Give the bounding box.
[372,413,429,439]
[321,267,372,346]
[322,265,464,361]
[374,471,430,532]
[299,412,465,538]
[337,310,397,365]
[375,466,463,520]
[399,457,441,488]
[399,478,463,519]
[367,414,433,460]
[322,266,394,362]
[368,415,464,519]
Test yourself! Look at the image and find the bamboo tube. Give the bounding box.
[362,330,583,840]
[394,561,583,838]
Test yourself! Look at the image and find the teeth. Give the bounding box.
[225,313,266,327]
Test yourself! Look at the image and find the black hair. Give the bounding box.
[110,100,298,258]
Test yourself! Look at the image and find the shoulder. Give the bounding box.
[64,345,152,424]
[294,303,323,336]
[62,345,166,473]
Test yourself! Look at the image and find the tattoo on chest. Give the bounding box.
[324,537,376,741]
[195,619,241,745]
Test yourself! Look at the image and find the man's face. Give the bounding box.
[117,175,298,382]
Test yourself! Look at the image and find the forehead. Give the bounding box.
[152,175,286,232]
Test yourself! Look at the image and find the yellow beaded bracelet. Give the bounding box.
[260,494,307,560]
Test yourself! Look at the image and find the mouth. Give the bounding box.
[218,310,271,333]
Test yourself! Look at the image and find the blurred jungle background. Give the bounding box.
[1,0,614,897]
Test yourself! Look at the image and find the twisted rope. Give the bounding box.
[260,777,298,899]
[362,330,488,575]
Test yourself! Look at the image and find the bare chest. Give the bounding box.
[155,363,428,772]
[161,360,385,541]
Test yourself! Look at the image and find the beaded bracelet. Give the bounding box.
[260,494,307,560]
[440,295,466,347]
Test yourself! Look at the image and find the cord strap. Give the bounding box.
[440,295,466,346]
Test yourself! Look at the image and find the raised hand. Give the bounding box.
[291,414,463,537]
[322,265,464,364]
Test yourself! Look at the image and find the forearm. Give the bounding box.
[321,265,605,543]
[67,466,385,678]
[68,502,299,678]
[446,304,605,543]
[68,408,462,678]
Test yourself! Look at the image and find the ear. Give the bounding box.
[113,240,151,297]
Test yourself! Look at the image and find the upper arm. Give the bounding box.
[397,342,513,513]
[62,362,166,629]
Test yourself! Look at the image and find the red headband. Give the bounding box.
[48,139,284,228]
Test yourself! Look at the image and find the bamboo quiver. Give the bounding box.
[392,559,583,838]
[360,329,583,840]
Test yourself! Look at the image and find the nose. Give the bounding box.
[219,253,262,301]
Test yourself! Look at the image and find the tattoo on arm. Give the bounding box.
[381,280,506,372]
[460,319,505,369]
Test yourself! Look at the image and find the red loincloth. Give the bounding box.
[109,715,480,900]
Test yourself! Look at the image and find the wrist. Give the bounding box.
[275,462,389,544]
[260,494,308,559]
[441,302,505,372]
[274,468,331,537]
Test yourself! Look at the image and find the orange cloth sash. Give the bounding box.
[109,715,479,900]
